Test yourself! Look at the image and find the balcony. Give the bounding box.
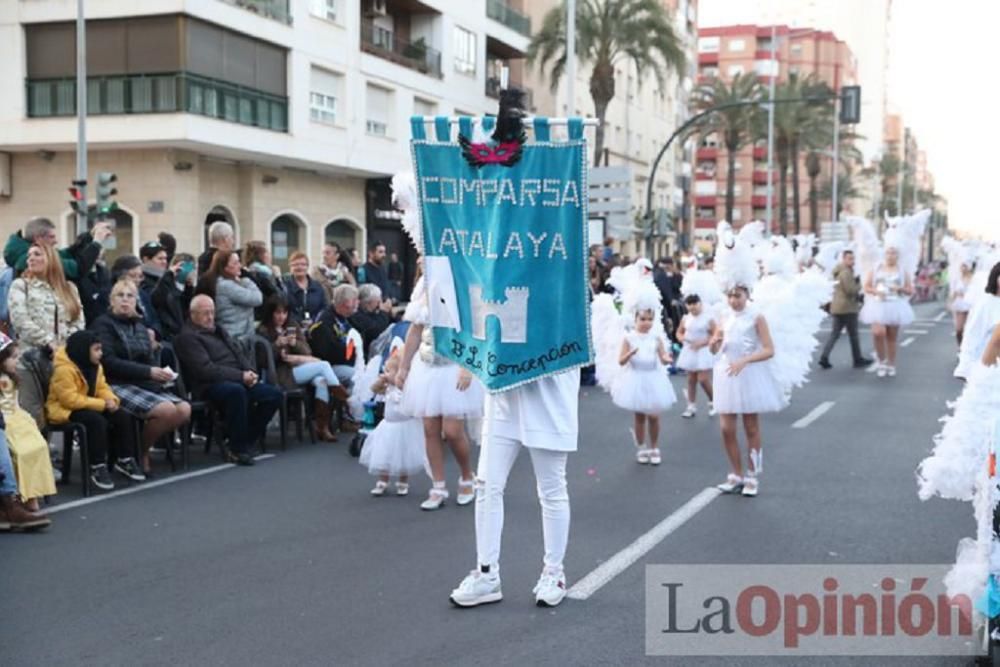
[485,77,533,109]
[696,147,718,160]
[217,0,291,24]
[26,72,288,132]
[361,19,442,78]
[751,195,772,207]
[694,195,717,207]
[752,170,770,184]
[752,146,767,159]
[487,0,531,37]
[698,52,719,65]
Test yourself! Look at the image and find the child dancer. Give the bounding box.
[359,352,427,497]
[45,331,136,492]
[612,303,675,465]
[860,246,914,378]
[675,294,716,418]
[0,333,56,515]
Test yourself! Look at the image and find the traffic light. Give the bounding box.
[69,179,88,217]
[839,85,861,124]
[96,172,118,219]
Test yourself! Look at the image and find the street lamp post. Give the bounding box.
[76,0,88,235]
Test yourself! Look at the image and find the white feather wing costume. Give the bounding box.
[845,216,881,282]
[883,208,930,279]
[591,260,666,392]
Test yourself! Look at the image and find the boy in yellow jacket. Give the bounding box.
[46,330,141,492]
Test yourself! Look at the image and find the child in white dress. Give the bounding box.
[675,294,716,418]
[612,308,676,465]
[860,246,914,377]
[359,354,428,497]
[710,286,787,497]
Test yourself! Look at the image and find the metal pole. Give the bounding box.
[75,0,87,235]
[896,155,904,215]
[566,0,576,117]
[831,95,840,222]
[764,25,777,234]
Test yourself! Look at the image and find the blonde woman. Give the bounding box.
[8,243,85,424]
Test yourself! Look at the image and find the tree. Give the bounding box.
[690,73,765,223]
[527,0,685,167]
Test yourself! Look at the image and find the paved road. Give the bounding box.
[4,303,981,666]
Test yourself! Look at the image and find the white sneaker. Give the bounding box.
[887,366,896,377]
[681,405,696,419]
[456,478,476,506]
[420,486,448,511]
[395,482,409,496]
[636,447,651,464]
[876,363,887,378]
[707,403,717,417]
[649,448,662,465]
[533,569,567,607]
[741,473,759,497]
[450,570,503,607]
[370,480,388,497]
[717,474,743,493]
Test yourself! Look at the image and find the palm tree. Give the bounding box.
[690,73,764,222]
[527,0,685,167]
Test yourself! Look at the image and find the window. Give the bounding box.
[414,97,437,118]
[731,208,742,221]
[697,36,719,53]
[700,65,718,78]
[694,180,717,196]
[310,0,338,21]
[791,43,803,55]
[309,67,342,125]
[728,38,746,52]
[366,84,391,136]
[727,64,745,77]
[453,26,476,75]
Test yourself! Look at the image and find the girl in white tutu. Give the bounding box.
[612,306,675,465]
[675,294,716,418]
[949,260,975,347]
[360,353,428,497]
[397,274,483,511]
[860,246,914,377]
[709,284,787,498]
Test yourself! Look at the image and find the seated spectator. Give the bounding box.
[175,295,281,465]
[283,251,327,325]
[257,295,347,442]
[197,250,261,342]
[8,244,85,425]
[0,333,55,522]
[93,280,192,477]
[310,284,360,388]
[111,254,161,333]
[349,284,392,358]
[199,221,236,276]
[314,242,355,303]
[243,240,285,318]
[151,253,196,341]
[45,330,139,492]
[0,421,51,530]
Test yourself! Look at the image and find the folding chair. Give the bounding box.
[253,334,314,449]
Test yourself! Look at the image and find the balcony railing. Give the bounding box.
[360,20,442,78]
[26,72,288,132]
[217,0,291,24]
[485,76,533,109]
[486,0,531,37]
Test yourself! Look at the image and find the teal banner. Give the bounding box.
[410,117,592,392]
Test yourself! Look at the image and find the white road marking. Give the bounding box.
[900,337,916,347]
[567,486,721,601]
[45,454,277,514]
[904,330,929,335]
[792,401,836,429]
[934,311,948,322]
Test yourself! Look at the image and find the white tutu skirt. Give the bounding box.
[400,356,484,419]
[676,344,715,371]
[859,298,914,327]
[951,298,972,313]
[359,417,428,477]
[611,367,677,414]
[712,359,788,415]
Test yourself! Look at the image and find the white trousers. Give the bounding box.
[475,435,570,572]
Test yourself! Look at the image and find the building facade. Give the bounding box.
[692,24,857,240]
[0,0,532,280]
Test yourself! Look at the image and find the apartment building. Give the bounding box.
[522,0,698,258]
[692,24,857,239]
[0,0,532,277]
